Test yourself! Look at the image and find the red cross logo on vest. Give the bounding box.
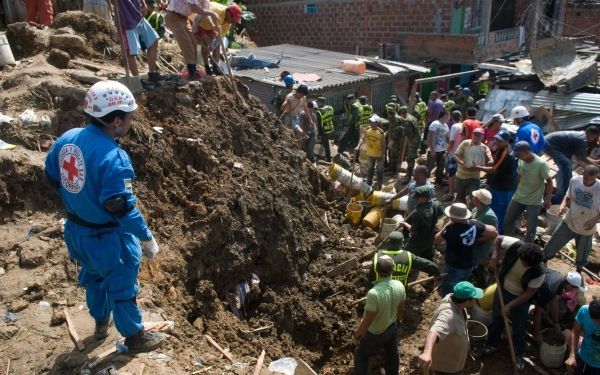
[531,128,539,144]
[58,144,86,193]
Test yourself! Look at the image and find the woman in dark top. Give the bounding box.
[477,130,515,234]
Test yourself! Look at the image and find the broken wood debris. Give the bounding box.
[63,308,85,351]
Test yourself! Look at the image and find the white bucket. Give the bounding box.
[0,32,16,67]
[539,330,567,369]
[470,303,493,326]
[379,218,400,240]
[392,195,409,211]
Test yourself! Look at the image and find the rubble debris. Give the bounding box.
[47,48,70,69]
[6,22,50,59]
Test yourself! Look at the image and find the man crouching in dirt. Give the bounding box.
[354,255,406,375]
[44,81,165,353]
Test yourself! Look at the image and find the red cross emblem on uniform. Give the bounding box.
[62,155,79,182]
[531,129,539,143]
[58,144,86,193]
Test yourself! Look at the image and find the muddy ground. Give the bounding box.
[1,14,600,375]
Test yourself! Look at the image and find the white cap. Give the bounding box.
[511,105,530,119]
[566,271,588,292]
[369,114,381,123]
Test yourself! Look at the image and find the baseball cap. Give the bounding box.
[454,281,484,299]
[566,271,588,292]
[414,185,431,199]
[492,113,505,122]
[369,114,381,123]
[513,141,531,153]
[473,127,485,135]
[472,188,492,205]
[494,130,510,142]
[376,255,395,276]
[227,3,243,24]
[283,75,295,85]
[388,231,404,246]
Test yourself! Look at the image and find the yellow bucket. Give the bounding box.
[346,203,363,225]
[328,163,343,179]
[478,283,497,311]
[362,207,383,230]
[369,191,396,206]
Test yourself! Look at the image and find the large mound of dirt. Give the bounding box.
[51,11,118,56]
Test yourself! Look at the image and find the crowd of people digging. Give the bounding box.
[274,77,600,374]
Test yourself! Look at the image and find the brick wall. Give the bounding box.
[247,0,453,55]
[564,2,600,44]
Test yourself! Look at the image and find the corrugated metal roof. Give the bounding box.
[531,90,600,115]
[551,111,600,130]
[232,44,427,91]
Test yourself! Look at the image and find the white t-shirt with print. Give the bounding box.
[564,176,600,236]
[429,120,449,153]
[448,122,463,156]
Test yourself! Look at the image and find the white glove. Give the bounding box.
[140,237,159,259]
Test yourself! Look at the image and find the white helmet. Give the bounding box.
[83,80,138,118]
[511,105,529,119]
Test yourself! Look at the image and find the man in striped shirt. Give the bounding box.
[165,0,220,79]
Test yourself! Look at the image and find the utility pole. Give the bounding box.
[527,0,543,53]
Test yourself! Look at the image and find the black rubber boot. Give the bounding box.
[94,320,110,340]
[124,329,165,354]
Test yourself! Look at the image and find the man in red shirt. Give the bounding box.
[25,0,53,26]
[462,107,480,140]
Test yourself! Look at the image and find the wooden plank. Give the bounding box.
[296,359,318,375]
[253,349,265,375]
[326,258,358,278]
[414,70,480,85]
[205,334,235,363]
[63,308,85,351]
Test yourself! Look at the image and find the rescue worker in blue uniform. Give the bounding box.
[45,81,165,353]
[512,105,544,155]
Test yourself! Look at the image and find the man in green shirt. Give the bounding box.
[402,185,443,261]
[504,141,553,242]
[354,255,406,375]
[399,106,422,184]
[370,231,440,285]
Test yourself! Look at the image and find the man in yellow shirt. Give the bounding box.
[356,115,386,189]
[192,2,242,75]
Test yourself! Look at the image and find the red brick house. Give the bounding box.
[246,0,547,65]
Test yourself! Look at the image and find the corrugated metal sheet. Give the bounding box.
[478,88,536,122]
[531,90,600,115]
[232,44,426,91]
[551,111,600,130]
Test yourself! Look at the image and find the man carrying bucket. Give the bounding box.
[419,281,484,374]
[355,115,386,190]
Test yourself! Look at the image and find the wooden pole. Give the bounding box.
[350,273,446,306]
[494,271,518,373]
[253,349,266,375]
[64,308,85,351]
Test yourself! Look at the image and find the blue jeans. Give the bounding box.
[544,144,572,204]
[64,221,144,338]
[354,322,399,375]
[440,264,473,298]
[490,187,514,235]
[487,286,530,357]
[543,220,593,267]
[504,200,541,243]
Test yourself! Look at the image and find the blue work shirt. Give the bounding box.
[45,124,152,241]
[515,121,545,154]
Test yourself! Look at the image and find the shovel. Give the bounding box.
[108,0,143,94]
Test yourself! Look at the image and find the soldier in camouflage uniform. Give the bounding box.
[386,103,404,174]
[399,106,422,184]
